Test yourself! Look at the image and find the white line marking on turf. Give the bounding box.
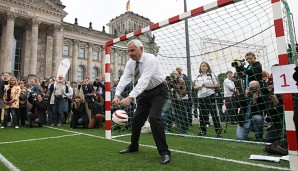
[0,153,20,171]
[0,134,80,145]
[166,133,271,145]
[45,127,289,170]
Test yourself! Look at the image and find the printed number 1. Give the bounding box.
[280,74,290,87]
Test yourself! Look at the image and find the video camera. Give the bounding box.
[231,59,245,68]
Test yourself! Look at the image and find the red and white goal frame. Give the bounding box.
[104,0,297,169]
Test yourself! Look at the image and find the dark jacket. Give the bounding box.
[93,81,105,94]
[237,89,270,123]
[236,61,262,86]
[0,78,4,98]
[32,99,47,125]
[88,100,104,117]
[71,102,88,128]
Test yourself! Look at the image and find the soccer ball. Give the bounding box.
[112,110,128,126]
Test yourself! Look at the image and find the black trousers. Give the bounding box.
[198,94,221,133]
[130,82,170,156]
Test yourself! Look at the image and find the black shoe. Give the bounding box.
[119,148,138,154]
[160,154,171,164]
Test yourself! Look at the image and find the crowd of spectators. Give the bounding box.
[0,73,106,130]
[0,52,286,142]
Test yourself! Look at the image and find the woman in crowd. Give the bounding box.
[70,95,88,128]
[19,81,28,125]
[194,62,222,137]
[1,76,21,129]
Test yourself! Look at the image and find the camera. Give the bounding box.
[249,87,257,93]
[231,59,245,68]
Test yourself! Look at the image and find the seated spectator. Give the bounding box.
[88,93,105,129]
[236,81,270,141]
[28,94,47,128]
[70,96,88,129]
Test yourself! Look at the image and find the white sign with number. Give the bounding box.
[272,64,298,94]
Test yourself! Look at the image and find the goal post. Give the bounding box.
[104,0,297,169]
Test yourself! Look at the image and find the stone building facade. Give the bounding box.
[0,0,154,83]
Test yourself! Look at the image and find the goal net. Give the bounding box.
[105,0,296,148]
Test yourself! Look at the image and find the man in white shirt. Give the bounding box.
[223,70,237,123]
[112,39,171,164]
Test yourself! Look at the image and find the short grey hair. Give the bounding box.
[127,39,144,49]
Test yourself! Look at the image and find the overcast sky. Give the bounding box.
[61,0,297,40]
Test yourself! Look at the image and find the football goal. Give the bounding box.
[104,0,297,169]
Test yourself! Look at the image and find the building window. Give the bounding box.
[117,55,122,65]
[77,65,84,81]
[92,67,100,81]
[117,55,126,65]
[79,48,85,58]
[63,45,70,56]
[93,51,99,61]
[13,29,22,79]
[65,69,70,81]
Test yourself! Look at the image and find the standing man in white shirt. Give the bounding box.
[112,39,171,164]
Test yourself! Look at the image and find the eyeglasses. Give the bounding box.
[59,77,63,78]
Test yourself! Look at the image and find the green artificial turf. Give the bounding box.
[0,125,289,171]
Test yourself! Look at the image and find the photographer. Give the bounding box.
[70,95,88,129]
[233,52,262,88]
[176,66,193,128]
[88,92,105,129]
[236,81,270,140]
[169,70,188,133]
[28,94,47,128]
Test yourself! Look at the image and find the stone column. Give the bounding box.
[57,25,63,76]
[87,42,93,79]
[113,50,118,80]
[72,39,79,83]
[52,24,61,77]
[45,28,53,79]
[2,12,16,74]
[23,24,31,77]
[0,19,7,74]
[29,18,40,76]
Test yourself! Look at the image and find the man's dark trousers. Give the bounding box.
[130,82,170,155]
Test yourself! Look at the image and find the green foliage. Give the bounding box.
[217,73,226,90]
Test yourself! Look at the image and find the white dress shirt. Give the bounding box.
[115,52,165,98]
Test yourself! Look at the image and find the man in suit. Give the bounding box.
[112,39,171,164]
